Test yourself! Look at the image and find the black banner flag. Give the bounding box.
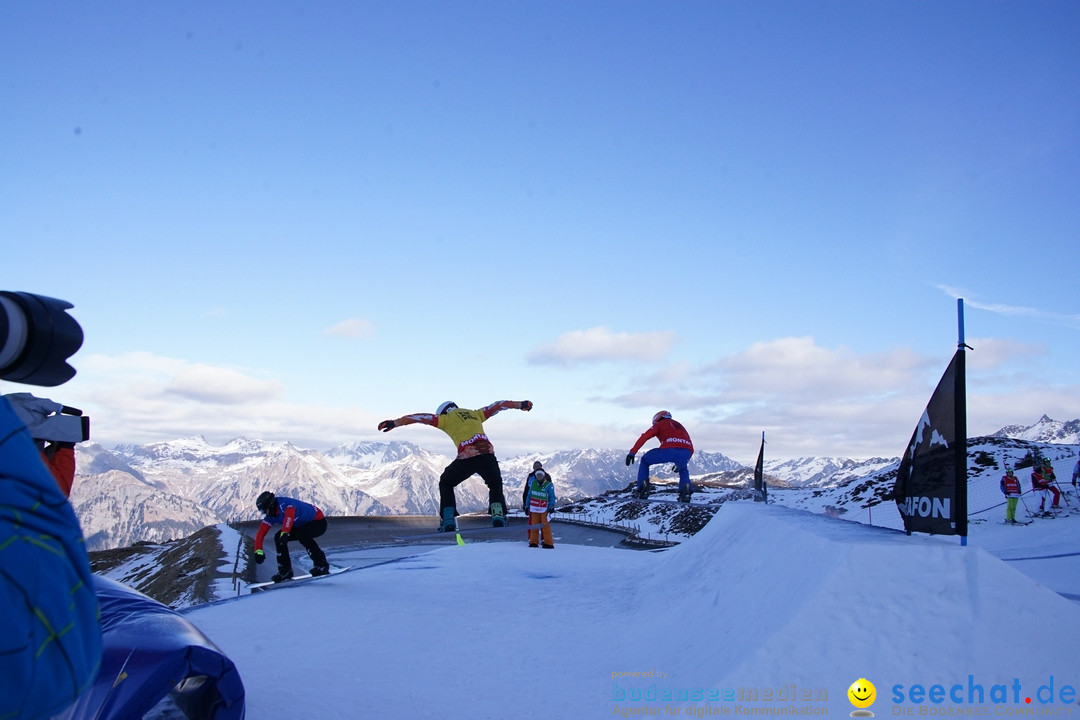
[893,350,968,536]
[753,432,766,502]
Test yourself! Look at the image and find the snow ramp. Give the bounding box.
[183,501,1080,717]
[645,502,1080,709]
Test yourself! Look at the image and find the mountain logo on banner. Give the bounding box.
[898,410,953,520]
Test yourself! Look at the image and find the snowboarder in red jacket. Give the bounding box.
[625,411,695,502]
[253,491,329,582]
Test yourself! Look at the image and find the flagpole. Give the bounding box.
[956,299,969,546]
[957,298,965,349]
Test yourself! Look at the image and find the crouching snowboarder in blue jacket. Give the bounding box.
[253,491,329,582]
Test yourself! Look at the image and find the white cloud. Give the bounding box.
[936,285,1080,329]
[324,318,374,339]
[527,327,676,366]
[164,365,283,405]
[707,336,932,401]
[46,352,378,449]
[76,353,281,406]
[963,336,1045,372]
[967,384,1080,437]
[586,334,1080,461]
[592,337,946,460]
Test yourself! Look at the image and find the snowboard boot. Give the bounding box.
[273,554,294,583]
[308,546,329,572]
[529,542,539,548]
[310,564,330,577]
[439,507,457,533]
[542,543,555,549]
[491,502,506,527]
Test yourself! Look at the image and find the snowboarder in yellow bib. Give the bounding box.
[378,400,533,531]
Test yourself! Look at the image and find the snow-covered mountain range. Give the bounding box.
[91,418,1080,611]
[72,416,1080,551]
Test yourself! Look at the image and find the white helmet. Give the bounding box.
[437,401,458,415]
[652,410,672,424]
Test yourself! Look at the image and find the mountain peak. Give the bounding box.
[992,416,1080,444]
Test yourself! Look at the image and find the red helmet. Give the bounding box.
[652,410,672,424]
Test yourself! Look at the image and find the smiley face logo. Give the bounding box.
[848,678,876,709]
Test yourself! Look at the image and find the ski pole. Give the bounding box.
[1019,492,1036,518]
[1051,480,1072,508]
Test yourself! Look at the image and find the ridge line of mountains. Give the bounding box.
[71,415,1080,552]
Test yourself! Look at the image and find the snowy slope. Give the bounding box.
[185,502,1080,718]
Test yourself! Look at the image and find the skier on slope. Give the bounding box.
[1000,465,1022,524]
[378,400,533,532]
[253,491,329,582]
[1030,460,1060,515]
[522,463,556,549]
[1041,457,1063,509]
[1071,455,1079,493]
[625,411,695,502]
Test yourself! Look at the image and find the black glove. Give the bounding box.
[254,550,265,564]
[378,420,395,432]
[625,453,635,466]
[276,531,290,543]
[520,400,533,411]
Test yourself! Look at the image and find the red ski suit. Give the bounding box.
[629,418,695,455]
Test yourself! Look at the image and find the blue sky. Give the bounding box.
[2,1,1078,463]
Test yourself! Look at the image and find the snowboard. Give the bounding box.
[250,565,351,593]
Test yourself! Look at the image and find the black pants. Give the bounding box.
[275,517,328,574]
[439,454,507,515]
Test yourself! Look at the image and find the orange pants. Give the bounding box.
[528,511,553,546]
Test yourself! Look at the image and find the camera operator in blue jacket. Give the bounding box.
[0,395,102,720]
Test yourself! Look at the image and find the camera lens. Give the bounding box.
[0,292,84,387]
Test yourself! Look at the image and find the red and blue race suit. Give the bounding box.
[630,418,695,494]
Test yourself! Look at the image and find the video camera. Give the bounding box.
[5,393,90,444]
[1,291,89,442]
